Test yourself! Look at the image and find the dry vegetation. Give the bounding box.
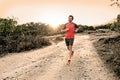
[92,14,120,79]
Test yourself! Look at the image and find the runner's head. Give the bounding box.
[68,15,74,22]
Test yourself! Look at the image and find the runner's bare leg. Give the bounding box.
[68,45,73,60]
[66,45,74,65]
[67,46,70,50]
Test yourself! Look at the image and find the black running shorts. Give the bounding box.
[65,38,74,46]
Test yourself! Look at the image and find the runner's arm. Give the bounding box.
[75,27,80,32]
[61,28,69,32]
[74,24,80,32]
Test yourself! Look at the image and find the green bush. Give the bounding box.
[95,23,112,30]
[0,18,17,36]
[95,14,120,32]
[0,18,53,57]
[77,25,95,33]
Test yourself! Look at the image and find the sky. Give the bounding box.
[0,0,120,27]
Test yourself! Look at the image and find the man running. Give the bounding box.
[61,15,80,65]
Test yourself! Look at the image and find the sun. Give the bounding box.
[42,12,65,28]
[45,17,61,28]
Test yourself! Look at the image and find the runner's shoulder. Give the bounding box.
[64,23,78,28]
[63,23,68,29]
[73,23,79,28]
[65,23,69,26]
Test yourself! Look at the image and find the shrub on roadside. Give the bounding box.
[0,18,52,57]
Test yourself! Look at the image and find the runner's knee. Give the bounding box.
[67,46,70,50]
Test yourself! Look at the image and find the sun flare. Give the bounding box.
[44,17,61,28]
[42,12,66,28]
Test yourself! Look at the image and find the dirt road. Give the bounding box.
[0,34,117,80]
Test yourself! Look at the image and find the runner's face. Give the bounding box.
[68,17,73,22]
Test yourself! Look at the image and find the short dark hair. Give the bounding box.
[69,15,74,20]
